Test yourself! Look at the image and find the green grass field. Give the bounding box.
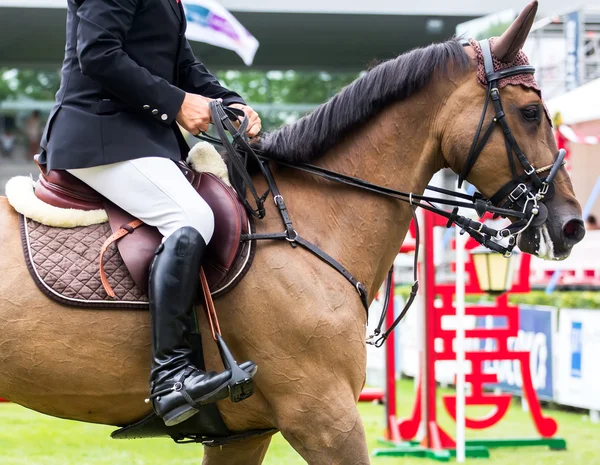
[1,379,598,465]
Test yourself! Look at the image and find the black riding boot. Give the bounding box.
[147,227,256,427]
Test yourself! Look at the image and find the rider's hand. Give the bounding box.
[176,93,213,135]
[229,104,262,138]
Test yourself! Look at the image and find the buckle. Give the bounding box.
[509,184,527,202]
[471,220,484,233]
[524,165,536,176]
[285,230,298,242]
[356,282,365,296]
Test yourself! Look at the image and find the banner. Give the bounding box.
[479,305,556,401]
[564,11,581,91]
[183,0,259,66]
[556,309,600,410]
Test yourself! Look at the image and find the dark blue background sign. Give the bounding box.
[478,305,555,401]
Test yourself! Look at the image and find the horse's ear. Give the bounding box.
[492,0,538,62]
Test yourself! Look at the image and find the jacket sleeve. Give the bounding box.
[178,39,246,106]
[76,0,185,126]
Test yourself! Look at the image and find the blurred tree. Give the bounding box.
[0,69,61,101]
[216,70,359,130]
[474,21,512,40]
[0,67,360,130]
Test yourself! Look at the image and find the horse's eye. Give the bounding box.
[521,106,539,122]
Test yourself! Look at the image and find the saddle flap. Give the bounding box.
[105,201,162,294]
[105,171,249,294]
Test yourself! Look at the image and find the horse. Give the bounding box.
[0,2,585,463]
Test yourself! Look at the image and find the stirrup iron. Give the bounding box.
[216,334,255,403]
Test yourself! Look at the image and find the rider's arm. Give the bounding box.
[177,39,246,107]
[75,0,185,126]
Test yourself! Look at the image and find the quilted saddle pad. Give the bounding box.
[20,215,148,309]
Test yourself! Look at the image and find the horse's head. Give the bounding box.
[442,0,584,260]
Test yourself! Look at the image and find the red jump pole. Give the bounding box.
[385,271,399,441]
[384,235,417,440]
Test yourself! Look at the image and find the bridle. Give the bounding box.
[453,38,566,257]
[199,38,566,346]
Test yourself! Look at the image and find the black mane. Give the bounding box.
[258,39,470,163]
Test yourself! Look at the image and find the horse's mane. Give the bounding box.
[258,39,470,164]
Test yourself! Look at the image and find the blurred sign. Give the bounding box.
[556,309,600,410]
[183,0,259,66]
[480,305,556,401]
[564,11,580,91]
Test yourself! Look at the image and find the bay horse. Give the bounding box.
[0,2,585,463]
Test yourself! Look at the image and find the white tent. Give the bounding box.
[545,78,600,125]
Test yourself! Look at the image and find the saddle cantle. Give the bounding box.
[31,152,254,302]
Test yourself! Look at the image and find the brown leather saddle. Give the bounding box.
[32,155,253,297]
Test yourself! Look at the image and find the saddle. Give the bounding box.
[32,152,254,300]
[8,150,274,445]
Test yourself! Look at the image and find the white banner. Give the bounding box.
[556,309,600,410]
[183,0,259,66]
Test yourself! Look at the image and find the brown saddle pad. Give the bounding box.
[22,159,255,309]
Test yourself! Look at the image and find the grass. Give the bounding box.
[0,379,599,464]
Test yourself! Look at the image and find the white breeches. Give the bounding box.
[68,157,215,243]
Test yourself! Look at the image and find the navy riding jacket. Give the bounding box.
[39,0,245,171]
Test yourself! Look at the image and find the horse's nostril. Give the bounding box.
[563,219,585,244]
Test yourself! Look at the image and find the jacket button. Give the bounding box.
[152,109,159,115]
[161,114,168,121]
[143,105,150,110]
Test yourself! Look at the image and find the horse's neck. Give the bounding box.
[274,94,444,301]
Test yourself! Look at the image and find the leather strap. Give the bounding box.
[241,230,369,312]
[368,205,420,347]
[208,101,270,219]
[262,163,297,247]
[99,219,144,298]
[480,39,495,75]
[200,268,221,341]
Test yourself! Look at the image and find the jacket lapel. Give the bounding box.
[167,0,182,22]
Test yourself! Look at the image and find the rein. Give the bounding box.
[201,39,565,346]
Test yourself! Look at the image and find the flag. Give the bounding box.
[182,0,259,66]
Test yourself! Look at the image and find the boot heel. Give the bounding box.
[216,334,256,403]
[162,403,199,427]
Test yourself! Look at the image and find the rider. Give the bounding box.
[37,0,261,427]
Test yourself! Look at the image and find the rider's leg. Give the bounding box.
[68,157,256,426]
[70,157,215,240]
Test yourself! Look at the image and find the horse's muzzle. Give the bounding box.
[519,213,585,261]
